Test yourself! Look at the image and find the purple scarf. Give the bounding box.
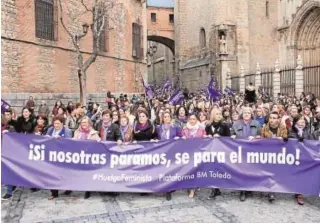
[78,127,90,140]
[134,121,149,133]
[120,125,129,140]
[102,121,112,140]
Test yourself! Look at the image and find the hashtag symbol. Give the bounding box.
[92,174,98,180]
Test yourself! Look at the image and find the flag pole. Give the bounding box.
[140,73,152,112]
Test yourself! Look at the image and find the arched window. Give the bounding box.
[200,28,206,48]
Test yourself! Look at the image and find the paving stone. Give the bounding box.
[2,187,320,223]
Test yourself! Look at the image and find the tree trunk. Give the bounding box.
[78,70,87,106]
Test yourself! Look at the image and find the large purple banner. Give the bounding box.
[2,133,320,195]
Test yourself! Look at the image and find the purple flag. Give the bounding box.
[2,133,320,195]
[207,76,222,101]
[224,87,234,96]
[1,99,11,114]
[169,89,184,105]
[141,76,154,100]
[161,78,172,94]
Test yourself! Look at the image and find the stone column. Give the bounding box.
[226,67,232,88]
[295,55,304,97]
[255,63,261,89]
[273,60,281,100]
[239,65,245,93]
[219,54,229,90]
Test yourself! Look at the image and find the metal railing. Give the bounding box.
[245,74,255,87]
[231,76,240,93]
[303,65,320,97]
[260,69,273,96]
[280,66,295,96]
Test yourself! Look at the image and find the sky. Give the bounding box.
[147,0,174,8]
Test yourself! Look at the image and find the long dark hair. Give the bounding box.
[175,106,188,118]
[54,100,63,108]
[36,115,48,127]
[21,107,34,120]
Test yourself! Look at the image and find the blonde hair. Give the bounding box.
[240,107,253,118]
[79,116,93,127]
[209,108,222,124]
[255,106,265,117]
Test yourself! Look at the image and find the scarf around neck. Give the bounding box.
[101,121,112,140]
[120,125,129,140]
[295,124,304,137]
[186,122,200,137]
[134,121,149,133]
[78,127,90,140]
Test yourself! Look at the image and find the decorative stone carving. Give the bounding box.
[297,55,303,69]
[219,34,227,54]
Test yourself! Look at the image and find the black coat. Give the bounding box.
[7,119,18,131]
[95,121,122,141]
[288,127,313,141]
[205,121,231,137]
[16,116,36,134]
[245,86,256,103]
[312,130,320,140]
[133,120,155,141]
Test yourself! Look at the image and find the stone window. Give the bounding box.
[35,0,56,41]
[132,23,143,59]
[266,1,269,18]
[169,14,174,24]
[151,13,157,23]
[200,28,206,48]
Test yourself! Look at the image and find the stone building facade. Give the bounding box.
[174,0,320,92]
[146,1,174,87]
[1,0,147,110]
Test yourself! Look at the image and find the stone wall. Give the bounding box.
[2,92,140,115]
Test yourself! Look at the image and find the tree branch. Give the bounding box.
[80,0,92,12]
[58,0,80,53]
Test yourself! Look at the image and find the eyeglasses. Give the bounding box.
[269,117,278,120]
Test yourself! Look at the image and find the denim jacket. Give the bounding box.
[231,119,261,139]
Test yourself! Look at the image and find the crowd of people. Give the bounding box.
[2,86,320,205]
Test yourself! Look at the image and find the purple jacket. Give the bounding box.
[156,125,182,140]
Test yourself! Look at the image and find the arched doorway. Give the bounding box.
[291,1,320,66]
[289,1,320,96]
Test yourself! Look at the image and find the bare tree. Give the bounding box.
[58,0,121,105]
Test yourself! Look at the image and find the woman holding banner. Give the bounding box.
[231,107,261,202]
[181,114,206,198]
[46,115,73,200]
[205,108,231,199]
[16,107,36,134]
[34,115,49,136]
[95,110,122,143]
[1,115,17,200]
[288,115,313,205]
[119,115,133,143]
[174,106,188,129]
[132,109,156,142]
[155,111,181,201]
[260,111,288,202]
[73,116,101,199]
[132,109,156,196]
